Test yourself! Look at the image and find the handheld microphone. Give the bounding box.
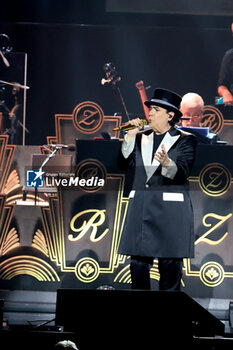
[113,119,147,132]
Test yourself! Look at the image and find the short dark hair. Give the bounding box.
[166,109,181,126]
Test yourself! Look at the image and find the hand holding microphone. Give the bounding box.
[127,118,146,136]
[113,118,147,141]
[113,119,147,132]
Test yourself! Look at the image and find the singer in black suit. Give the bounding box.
[118,88,197,290]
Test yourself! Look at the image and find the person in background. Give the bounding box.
[180,92,219,143]
[217,22,233,104]
[180,92,204,127]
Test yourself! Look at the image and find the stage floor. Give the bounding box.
[1,289,233,349]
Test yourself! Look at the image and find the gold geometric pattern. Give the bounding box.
[0,196,15,257]
[32,229,49,257]
[199,163,232,197]
[0,135,16,193]
[3,169,20,195]
[0,255,60,281]
[0,227,20,256]
[200,261,225,287]
[41,196,63,267]
[202,105,224,134]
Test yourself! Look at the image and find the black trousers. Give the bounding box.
[130,255,183,290]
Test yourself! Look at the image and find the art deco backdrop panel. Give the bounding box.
[1,137,233,300]
[184,145,233,299]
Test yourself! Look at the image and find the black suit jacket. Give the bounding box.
[118,127,197,258]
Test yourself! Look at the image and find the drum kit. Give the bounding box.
[0,34,30,144]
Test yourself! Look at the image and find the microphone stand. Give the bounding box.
[39,146,61,171]
[34,146,61,206]
[114,85,130,121]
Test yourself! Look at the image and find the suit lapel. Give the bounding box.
[141,132,154,178]
[145,127,180,182]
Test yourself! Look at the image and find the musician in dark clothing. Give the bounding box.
[217,23,233,104]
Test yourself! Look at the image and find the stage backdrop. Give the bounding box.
[0,99,233,301]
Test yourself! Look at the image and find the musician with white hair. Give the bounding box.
[180,92,204,127]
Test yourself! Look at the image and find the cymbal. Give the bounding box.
[0,79,30,89]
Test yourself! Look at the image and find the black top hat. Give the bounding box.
[144,88,182,119]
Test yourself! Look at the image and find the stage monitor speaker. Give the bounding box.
[55,289,224,349]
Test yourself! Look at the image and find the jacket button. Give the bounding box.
[145,184,149,188]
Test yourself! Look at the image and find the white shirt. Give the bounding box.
[121,132,178,182]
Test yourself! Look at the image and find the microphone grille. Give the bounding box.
[141,119,148,126]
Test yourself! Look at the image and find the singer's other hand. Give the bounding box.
[154,144,170,167]
[126,118,144,140]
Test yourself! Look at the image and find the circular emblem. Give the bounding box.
[200,261,224,287]
[72,101,104,134]
[75,258,100,283]
[202,105,224,134]
[199,163,231,197]
[75,158,106,192]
